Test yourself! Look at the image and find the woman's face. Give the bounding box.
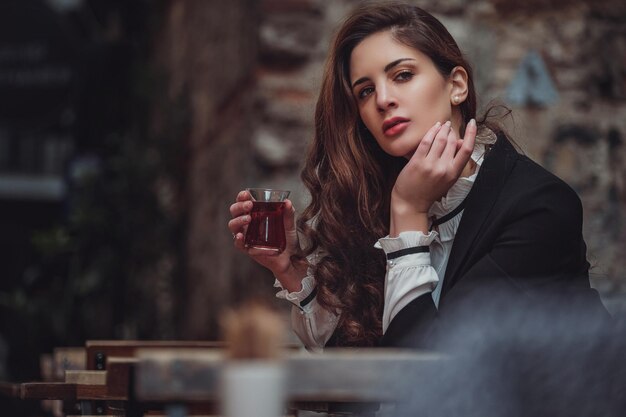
[349,30,455,159]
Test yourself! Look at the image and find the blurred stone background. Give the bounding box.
[253,0,626,311]
[0,0,624,399]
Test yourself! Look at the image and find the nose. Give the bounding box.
[376,84,397,113]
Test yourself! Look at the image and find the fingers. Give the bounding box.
[426,121,452,159]
[414,119,476,171]
[416,121,455,161]
[282,199,297,231]
[230,189,252,218]
[440,123,459,160]
[463,118,477,144]
[228,213,250,234]
[452,118,477,173]
[413,121,442,159]
[229,190,253,250]
[236,190,252,202]
[232,231,247,250]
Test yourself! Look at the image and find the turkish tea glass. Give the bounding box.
[244,188,290,253]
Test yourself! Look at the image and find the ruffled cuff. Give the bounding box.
[375,231,438,253]
[274,275,317,308]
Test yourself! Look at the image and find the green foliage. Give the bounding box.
[5,52,189,351]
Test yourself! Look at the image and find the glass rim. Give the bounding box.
[246,187,290,202]
[245,187,290,193]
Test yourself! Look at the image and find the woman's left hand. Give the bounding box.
[390,119,476,234]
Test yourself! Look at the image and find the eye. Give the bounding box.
[357,86,374,100]
[395,70,414,82]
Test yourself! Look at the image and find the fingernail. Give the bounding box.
[469,118,476,127]
[243,215,250,222]
[435,121,441,128]
[445,120,452,127]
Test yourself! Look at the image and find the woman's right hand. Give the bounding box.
[228,190,307,292]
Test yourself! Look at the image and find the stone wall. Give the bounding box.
[157,0,262,339]
[251,0,626,314]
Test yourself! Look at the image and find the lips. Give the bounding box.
[382,117,410,135]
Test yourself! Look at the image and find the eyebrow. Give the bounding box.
[351,58,416,88]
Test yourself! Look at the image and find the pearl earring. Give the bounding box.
[453,95,460,104]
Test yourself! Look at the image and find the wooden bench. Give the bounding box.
[0,382,20,398]
[7,340,229,416]
[85,340,226,371]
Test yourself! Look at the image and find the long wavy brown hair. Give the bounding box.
[296,2,480,346]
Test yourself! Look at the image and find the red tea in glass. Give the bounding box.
[244,188,290,253]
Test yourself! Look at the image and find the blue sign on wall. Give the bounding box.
[506,50,558,107]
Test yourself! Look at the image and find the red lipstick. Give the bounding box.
[382,117,410,136]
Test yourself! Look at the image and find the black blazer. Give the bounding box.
[381,133,609,349]
[379,133,616,417]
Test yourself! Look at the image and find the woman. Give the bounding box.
[228,3,608,350]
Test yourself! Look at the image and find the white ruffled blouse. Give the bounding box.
[275,140,490,350]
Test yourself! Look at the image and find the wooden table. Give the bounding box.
[3,342,444,416]
[133,348,445,417]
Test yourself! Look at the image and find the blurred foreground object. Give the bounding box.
[221,302,286,417]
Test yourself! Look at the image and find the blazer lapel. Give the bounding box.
[440,134,518,300]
